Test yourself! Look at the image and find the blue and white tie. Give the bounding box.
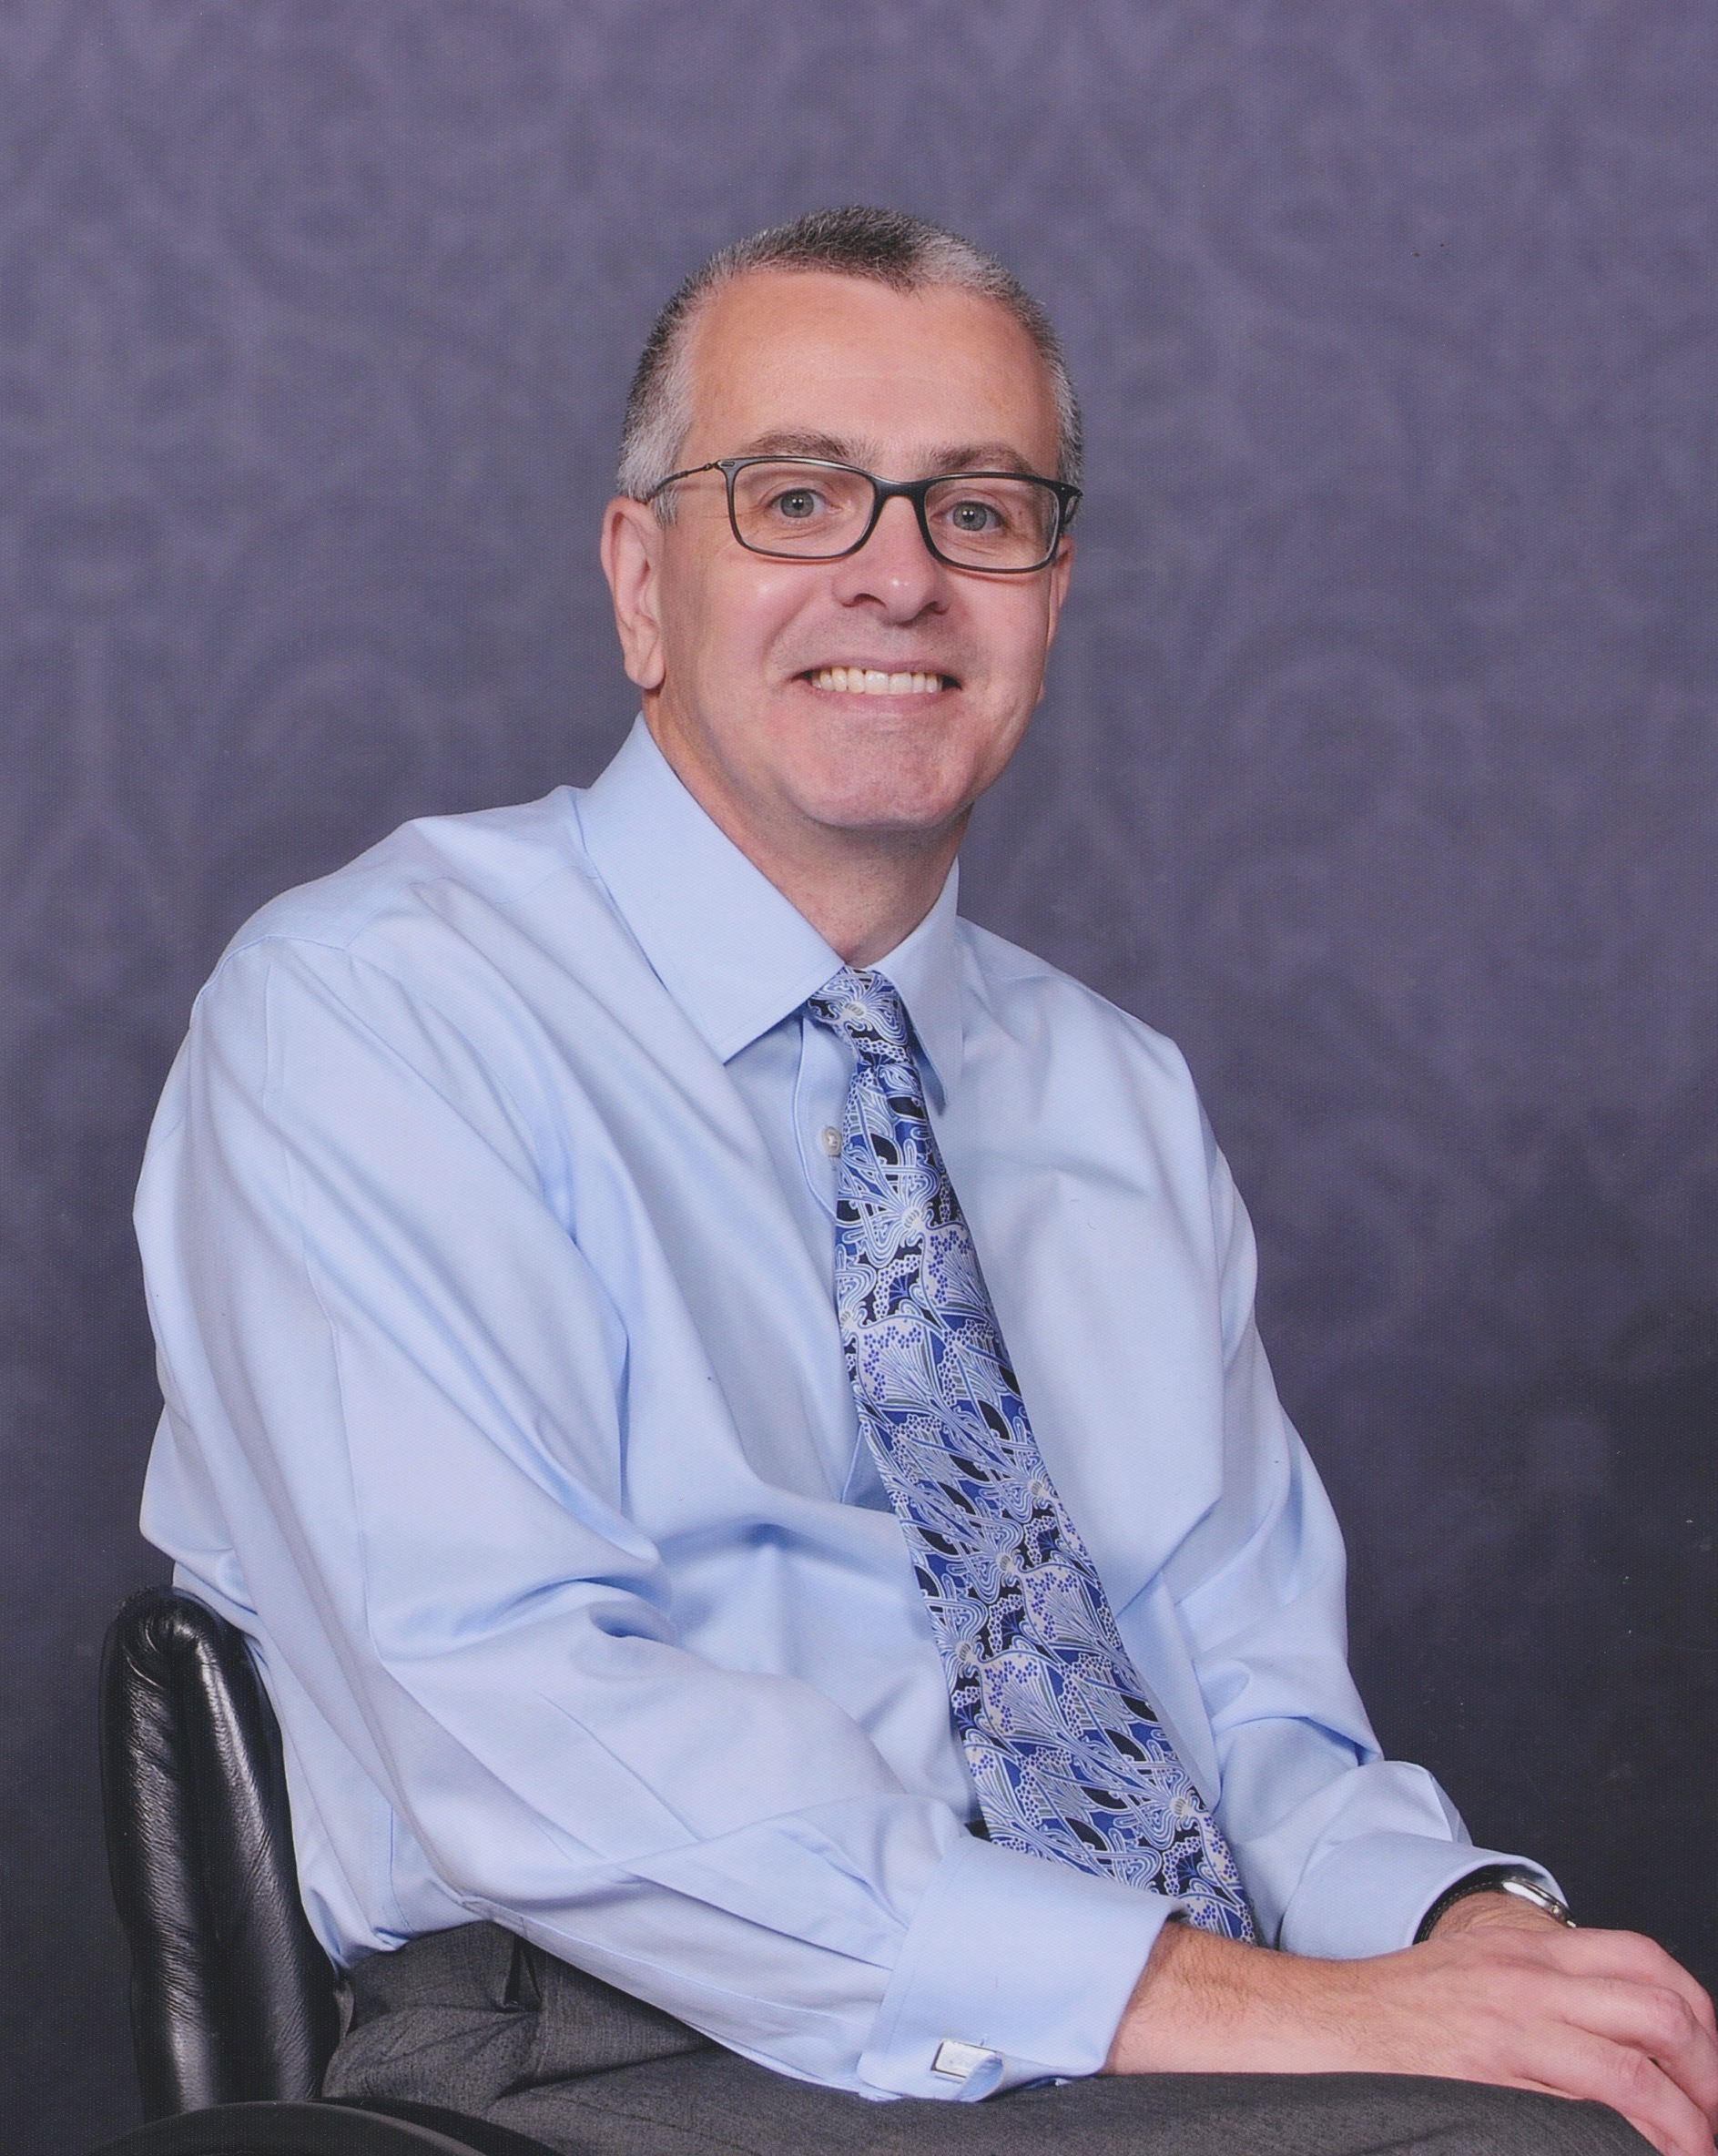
[806,966,1255,1939]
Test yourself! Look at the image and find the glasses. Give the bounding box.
[645,456,1081,574]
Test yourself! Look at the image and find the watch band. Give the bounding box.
[1415,1865,1575,1943]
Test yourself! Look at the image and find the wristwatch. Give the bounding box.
[1415,1865,1575,1943]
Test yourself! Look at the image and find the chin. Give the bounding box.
[785,743,988,835]
[790,767,976,836]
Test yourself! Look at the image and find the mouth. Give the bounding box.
[802,666,953,697]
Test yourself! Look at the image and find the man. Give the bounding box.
[135,208,1716,2155]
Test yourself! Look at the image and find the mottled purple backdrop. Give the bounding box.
[3,5,1714,2147]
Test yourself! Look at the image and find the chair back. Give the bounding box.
[100,1585,342,2117]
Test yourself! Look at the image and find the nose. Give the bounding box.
[828,493,948,620]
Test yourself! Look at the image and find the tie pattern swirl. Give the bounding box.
[806,967,1255,1938]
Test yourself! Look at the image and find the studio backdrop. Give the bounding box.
[2,5,1713,2149]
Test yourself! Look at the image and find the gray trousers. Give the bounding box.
[323,1922,1650,2156]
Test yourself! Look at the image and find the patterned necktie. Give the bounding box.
[806,966,1255,1939]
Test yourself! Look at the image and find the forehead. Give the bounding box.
[678,270,1061,473]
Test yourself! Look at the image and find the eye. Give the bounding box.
[922,476,1060,567]
[945,497,1003,534]
[769,485,825,521]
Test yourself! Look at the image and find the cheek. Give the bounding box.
[970,595,1055,704]
[658,540,781,670]
[689,562,812,680]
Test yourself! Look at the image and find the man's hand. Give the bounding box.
[1103,1902,1718,2156]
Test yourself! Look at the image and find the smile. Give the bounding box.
[806,667,949,696]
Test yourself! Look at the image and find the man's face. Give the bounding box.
[604,270,1072,854]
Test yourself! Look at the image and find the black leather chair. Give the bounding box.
[90,1586,561,2156]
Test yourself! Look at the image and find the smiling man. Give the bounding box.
[136,209,1715,2156]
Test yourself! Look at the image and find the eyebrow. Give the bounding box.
[731,428,1047,478]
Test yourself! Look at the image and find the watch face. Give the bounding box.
[1497,1876,1573,1924]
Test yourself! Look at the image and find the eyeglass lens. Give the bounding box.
[730,462,1061,569]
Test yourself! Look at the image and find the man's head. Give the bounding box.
[615,208,1082,503]
[600,208,1080,956]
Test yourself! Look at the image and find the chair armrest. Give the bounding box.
[86,2098,561,2156]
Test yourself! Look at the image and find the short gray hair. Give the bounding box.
[616,206,1082,511]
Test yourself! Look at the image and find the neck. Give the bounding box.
[645,715,963,968]
[772,828,962,968]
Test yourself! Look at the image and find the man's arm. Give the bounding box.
[137,931,1175,2100]
[1121,1109,1718,2154]
[1153,1114,1569,1959]
[1104,1892,1718,2156]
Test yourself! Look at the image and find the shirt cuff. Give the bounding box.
[1280,1833,1565,1960]
[858,1832,1175,2101]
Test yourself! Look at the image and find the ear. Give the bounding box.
[1043,534,1074,646]
[600,496,666,693]
[1036,536,1075,700]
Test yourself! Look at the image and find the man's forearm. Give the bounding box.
[1103,1907,1717,2156]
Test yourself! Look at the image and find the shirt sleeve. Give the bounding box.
[136,934,1170,2100]
[1162,1115,1561,1959]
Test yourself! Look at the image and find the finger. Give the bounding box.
[1479,1923,1718,2065]
[1519,2070,1708,2156]
[1540,1929,1718,2039]
[1510,2027,1716,2156]
[1612,2104,1685,2156]
[1612,2100,1711,2156]
[1539,1971,1718,2123]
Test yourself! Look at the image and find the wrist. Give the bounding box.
[1417,1866,1573,1942]
[1103,1918,1265,2075]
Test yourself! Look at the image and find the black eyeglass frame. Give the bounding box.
[644,455,1082,574]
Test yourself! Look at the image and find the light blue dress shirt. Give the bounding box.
[136,717,1543,2102]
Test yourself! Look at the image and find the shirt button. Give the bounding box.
[819,1125,842,1157]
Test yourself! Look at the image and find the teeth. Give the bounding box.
[810,667,944,695]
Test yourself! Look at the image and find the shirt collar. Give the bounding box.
[576,717,963,1092]
[869,864,963,1104]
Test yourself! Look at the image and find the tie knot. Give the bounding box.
[805,967,913,1061]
